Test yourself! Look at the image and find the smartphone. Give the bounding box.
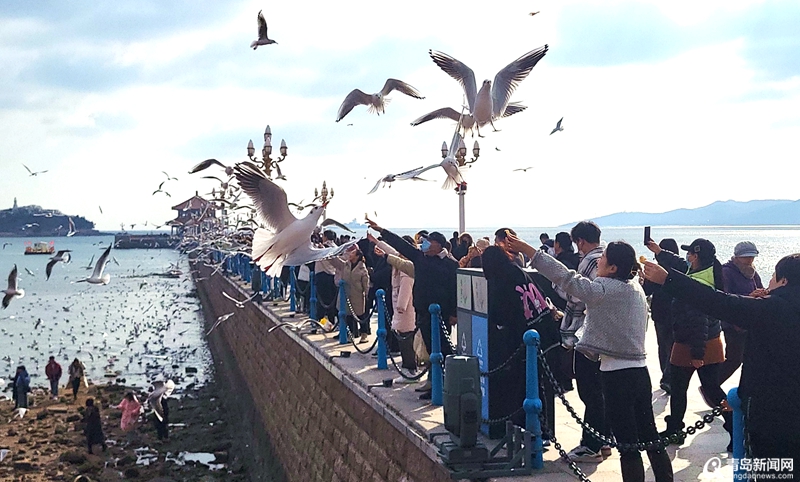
[644,226,651,245]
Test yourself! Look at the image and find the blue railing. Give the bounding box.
[429,304,444,407]
[376,289,387,370]
[523,330,543,469]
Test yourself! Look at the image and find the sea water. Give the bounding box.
[0,235,212,394]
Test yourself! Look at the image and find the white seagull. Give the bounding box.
[207,312,235,336]
[410,103,528,137]
[147,379,175,422]
[189,158,234,177]
[46,250,71,280]
[250,10,277,49]
[77,245,112,285]
[550,117,564,135]
[66,217,76,237]
[336,79,424,122]
[400,124,467,191]
[234,162,358,276]
[428,45,549,136]
[2,265,24,309]
[367,166,430,194]
[22,164,48,176]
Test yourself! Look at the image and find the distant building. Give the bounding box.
[167,192,218,237]
[12,197,17,213]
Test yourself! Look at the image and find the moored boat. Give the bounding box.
[23,240,55,255]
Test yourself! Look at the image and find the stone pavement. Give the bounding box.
[250,282,737,482]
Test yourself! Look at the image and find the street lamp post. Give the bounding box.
[313,181,334,220]
[247,125,288,180]
[443,139,479,233]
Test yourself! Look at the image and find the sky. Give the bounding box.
[1,0,799,231]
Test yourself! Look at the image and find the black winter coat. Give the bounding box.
[662,271,800,446]
[656,250,721,360]
[380,229,458,320]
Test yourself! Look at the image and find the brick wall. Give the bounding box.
[194,261,451,482]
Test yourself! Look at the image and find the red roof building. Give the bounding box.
[167,192,219,237]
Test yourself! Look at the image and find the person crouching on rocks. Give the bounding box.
[83,398,107,454]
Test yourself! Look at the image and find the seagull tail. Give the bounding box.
[442,176,458,191]
[101,274,111,285]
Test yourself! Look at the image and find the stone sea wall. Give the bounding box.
[194,261,451,482]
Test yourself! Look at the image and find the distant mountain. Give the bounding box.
[564,199,800,227]
[0,204,98,237]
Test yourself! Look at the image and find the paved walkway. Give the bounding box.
[237,279,736,481]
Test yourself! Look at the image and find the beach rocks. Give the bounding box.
[65,414,81,423]
[59,450,87,465]
[123,467,141,478]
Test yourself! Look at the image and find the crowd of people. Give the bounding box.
[297,220,797,481]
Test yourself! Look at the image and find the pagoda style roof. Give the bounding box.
[171,195,211,211]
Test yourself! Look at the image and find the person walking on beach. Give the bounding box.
[83,398,107,454]
[117,392,142,432]
[367,220,457,400]
[45,356,62,400]
[642,238,680,394]
[13,366,30,410]
[643,253,800,472]
[646,238,732,450]
[68,358,85,402]
[508,234,673,482]
[719,241,763,385]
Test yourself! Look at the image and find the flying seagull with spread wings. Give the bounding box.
[46,250,71,280]
[22,164,48,176]
[410,102,527,137]
[189,159,234,177]
[336,79,424,122]
[77,245,112,285]
[428,45,548,137]
[250,10,277,49]
[399,122,467,190]
[367,166,430,194]
[550,117,564,135]
[234,162,358,276]
[2,265,24,309]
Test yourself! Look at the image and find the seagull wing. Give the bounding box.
[234,162,296,232]
[22,164,32,175]
[336,89,372,122]
[320,218,355,233]
[189,159,227,174]
[46,259,57,280]
[500,102,528,118]
[85,255,94,269]
[93,245,112,279]
[429,50,477,112]
[222,291,242,304]
[410,107,462,126]
[67,217,76,236]
[556,117,563,129]
[396,164,439,180]
[491,45,549,118]
[257,10,268,40]
[380,79,424,99]
[7,265,17,291]
[367,177,385,195]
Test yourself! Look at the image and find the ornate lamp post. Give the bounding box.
[313,181,334,220]
[442,139,479,233]
[247,125,288,179]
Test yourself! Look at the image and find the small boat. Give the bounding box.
[24,241,55,255]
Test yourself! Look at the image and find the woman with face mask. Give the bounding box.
[646,238,732,451]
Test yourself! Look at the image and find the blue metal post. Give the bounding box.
[430,304,443,406]
[289,267,297,312]
[338,280,348,345]
[264,275,272,300]
[728,387,745,478]
[244,258,252,284]
[309,270,318,320]
[273,274,281,300]
[376,289,387,370]
[523,330,543,469]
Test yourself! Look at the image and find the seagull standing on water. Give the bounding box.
[250,10,277,49]
[2,265,24,309]
[336,79,424,122]
[234,162,358,276]
[428,45,549,137]
[46,250,71,280]
[77,245,112,285]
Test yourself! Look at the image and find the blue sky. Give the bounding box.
[1,0,799,231]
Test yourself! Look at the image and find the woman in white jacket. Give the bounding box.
[369,233,418,379]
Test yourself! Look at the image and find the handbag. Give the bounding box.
[413,330,429,365]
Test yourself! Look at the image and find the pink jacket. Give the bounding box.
[118,397,141,432]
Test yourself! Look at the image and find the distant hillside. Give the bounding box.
[0,204,98,237]
[565,200,800,227]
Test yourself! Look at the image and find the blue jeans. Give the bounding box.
[50,379,59,397]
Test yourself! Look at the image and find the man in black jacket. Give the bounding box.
[643,253,800,468]
[366,220,458,398]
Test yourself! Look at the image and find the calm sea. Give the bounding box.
[0,235,212,394]
[386,225,800,277]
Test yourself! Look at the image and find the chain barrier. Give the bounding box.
[481,406,525,426]
[438,314,458,355]
[480,343,526,377]
[343,295,379,354]
[537,349,724,451]
[538,411,592,482]
[377,295,428,381]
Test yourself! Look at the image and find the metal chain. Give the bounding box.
[343,295,378,354]
[537,350,724,451]
[438,312,458,354]
[481,406,525,426]
[480,343,526,377]
[538,410,592,482]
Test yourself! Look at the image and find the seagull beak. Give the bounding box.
[321,201,329,208]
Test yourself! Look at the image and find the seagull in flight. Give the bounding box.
[162,171,178,181]
[250,10,277,49]
[147,380,175,422]
[190,159,234,177]
[222,291,260,309]
[76,245,112,285]
[207,313,235,335]
[2,265,24,309]
[400,122,467,190]
[24,267,35,277]
[46,250,71,280]
[1,243,10,250]
[428,45,549,137]
[410,103,527,137]
[66,217,76,237]
[367,166,430,194]
[234,162,358,276]
[22,164,48,176]
[550,117,564,135]
[513,167,534,173]
[336,79,424,122]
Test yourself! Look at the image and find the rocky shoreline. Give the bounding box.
[0,380,248,482]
